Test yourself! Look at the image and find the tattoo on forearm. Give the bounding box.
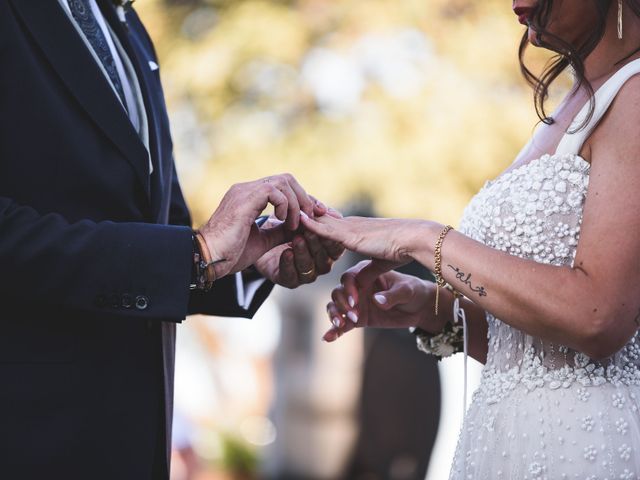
[447,264,488,297]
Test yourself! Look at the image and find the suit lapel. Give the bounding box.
[9,0,151,200]
[98,1,165,219]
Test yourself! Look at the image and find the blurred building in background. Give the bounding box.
[132,0,563,478]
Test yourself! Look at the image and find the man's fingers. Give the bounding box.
[260,176,300,230]
[310,195,328,217]
[277,248,298,289]
[320,237,345,261]
[292,236,316,284]
[304,231,331,274]
[272,179,301,231]
[284,174,315,218]
[264,184,289,222]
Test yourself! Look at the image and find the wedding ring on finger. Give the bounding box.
[300,267,315,277]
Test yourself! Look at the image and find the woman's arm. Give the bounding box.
[305,78,640,360]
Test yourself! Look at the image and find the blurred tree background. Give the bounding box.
[136,0,556,226]
[133,1,568,479]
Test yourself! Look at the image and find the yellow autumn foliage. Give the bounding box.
[136,0,565,226]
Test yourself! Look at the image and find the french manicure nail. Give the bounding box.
[348,296,355,308]
[374,294,387,305]
[347,311,358,324]
[300,211,309,219]
[332,317,342,328]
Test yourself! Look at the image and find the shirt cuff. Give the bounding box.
[235,271,267,310]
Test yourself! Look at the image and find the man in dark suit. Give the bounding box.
[0,1,342,479]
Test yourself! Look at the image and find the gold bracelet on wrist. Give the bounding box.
[433,224,454,316]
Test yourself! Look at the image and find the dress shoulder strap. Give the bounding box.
[555,58,640,156]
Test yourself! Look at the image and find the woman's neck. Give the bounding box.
[584,3,640,83]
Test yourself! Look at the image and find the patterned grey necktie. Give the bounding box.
[67,0,128,112]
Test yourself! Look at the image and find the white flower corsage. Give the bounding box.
[413,322,464,360]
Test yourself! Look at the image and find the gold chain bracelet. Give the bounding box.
[433,225,454,316]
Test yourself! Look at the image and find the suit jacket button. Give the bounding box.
[94,294,107,308]
[122,294,133,309]
[110,294,120,308]
[135,295,149,311]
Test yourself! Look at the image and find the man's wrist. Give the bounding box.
[190,231,217,291]
[190,233,199,290]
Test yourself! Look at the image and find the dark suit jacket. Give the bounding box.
[0,2,273,478]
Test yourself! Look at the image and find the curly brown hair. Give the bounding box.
[519,0,640,130]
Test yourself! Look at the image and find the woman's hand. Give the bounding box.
[323,260,447,342]
[300,214,429,263]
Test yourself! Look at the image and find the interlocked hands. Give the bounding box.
[199,174,344,288]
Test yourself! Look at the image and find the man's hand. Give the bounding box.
[254,215,345,288]
[198,174,316,279]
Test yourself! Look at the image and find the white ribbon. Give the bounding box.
[453,295,469,476]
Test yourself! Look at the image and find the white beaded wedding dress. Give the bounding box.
[448,59,640,480]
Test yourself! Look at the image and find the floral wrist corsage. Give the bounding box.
[412,322,464,360]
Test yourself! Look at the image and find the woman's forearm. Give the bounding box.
[408,221,636,360]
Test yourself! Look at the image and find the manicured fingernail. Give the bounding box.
[347,311,358,324]
[300,211,309,219]
[316,199,327,210]
[348,296,355,308]
[374,294,387,305]
[332,317,342,328]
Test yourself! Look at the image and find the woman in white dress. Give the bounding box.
[300,0,640,478]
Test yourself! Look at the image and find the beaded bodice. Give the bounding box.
[458,152,640,404]
[447,58,640,480]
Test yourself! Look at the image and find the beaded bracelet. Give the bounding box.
[191,231,227,291]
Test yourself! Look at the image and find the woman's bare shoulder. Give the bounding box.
[589,74,640,161]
